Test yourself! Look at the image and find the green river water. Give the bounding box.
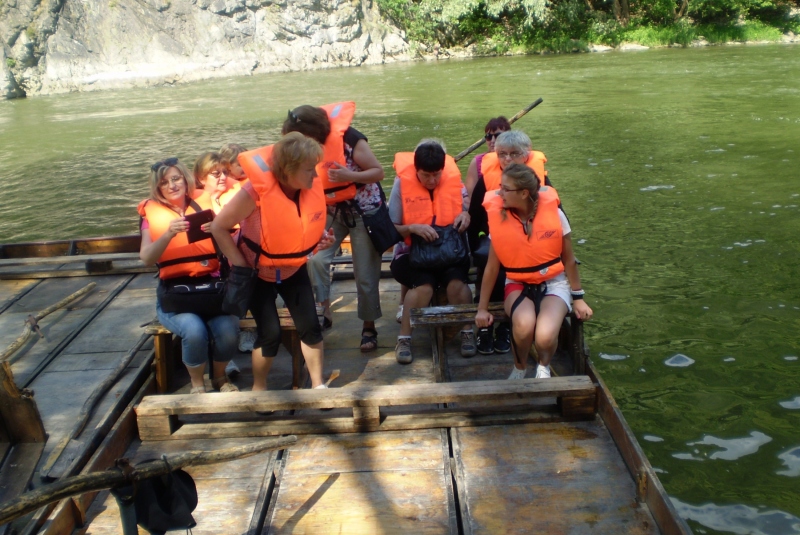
[1,45,799,534]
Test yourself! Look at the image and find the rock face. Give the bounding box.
[0,0,409,98]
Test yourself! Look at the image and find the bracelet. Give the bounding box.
[571,289,585,300]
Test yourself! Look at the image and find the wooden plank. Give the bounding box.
[0,362,46,443]
[154,406,566,440]
[0,443,45,504]
[39,375,155,535]
[0,252,141,268]
[0,279,40,315]
[411,303,506,327]
[589,360,692,535]
[0,235,140,259]
[136,376,596,416]
[454,420,660,534]
[247,451,280,535]
[153,333,172,393]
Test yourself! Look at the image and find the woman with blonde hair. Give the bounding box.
[475,163,591,380]
[194,151,240,213]
[138,157,240,394]
[211,132,335,391]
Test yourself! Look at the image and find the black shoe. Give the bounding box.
[494,322,511,354]
[477,326,494,355]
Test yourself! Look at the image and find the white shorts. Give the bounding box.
[505,272,572,313]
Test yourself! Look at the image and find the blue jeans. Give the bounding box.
[156,302,239,368]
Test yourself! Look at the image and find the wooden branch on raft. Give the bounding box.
[453,98,544,162]
[0,282,97,363]
[0,437,298,526]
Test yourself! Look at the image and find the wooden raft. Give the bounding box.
[145,307,323,393]
[135,376,597,440]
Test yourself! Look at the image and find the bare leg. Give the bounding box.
[446,279,473,331]
[533,296,568,367]
[301,340,325,388]
[504,291,536,371]
[186,363,206,389]
[251,346,275,391]
[320,298,332,323]
[400,284,434,337]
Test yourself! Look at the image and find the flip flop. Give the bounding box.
[360,329,378,352]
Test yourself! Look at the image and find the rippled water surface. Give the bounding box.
[2,45,799,534]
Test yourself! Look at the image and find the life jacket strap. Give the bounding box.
[157,253,218,269]
[324,183,354,195]
[242,237,316,260]
[503,257,562,274]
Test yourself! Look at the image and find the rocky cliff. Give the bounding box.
[0,0,409,99]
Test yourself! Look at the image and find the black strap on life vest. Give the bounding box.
[324,183,354,195]
[504,257,562,274]
[242,236,316,260]
[508,281,548,370]
[155,199,222,271]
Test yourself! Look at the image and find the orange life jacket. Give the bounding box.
[237,144,327,269]
[484,186,564,285]
[480,151,548,191]
[317,101,357,205]
[138,192,220,280]
[204,177,241,214]
[394,152,463,245]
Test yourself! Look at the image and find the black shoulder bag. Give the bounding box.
[409,224,469,270]
[352,188,403,254]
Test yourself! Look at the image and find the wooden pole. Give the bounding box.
[453,98,544,162]
[0,282,97,363]
[0,437,297,525]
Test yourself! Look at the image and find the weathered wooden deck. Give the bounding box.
[0,259,683,534]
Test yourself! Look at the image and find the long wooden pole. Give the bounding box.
[453,98,544,162]
[0,282,96,363]
[0,437,297,525]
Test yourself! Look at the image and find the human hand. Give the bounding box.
[453,211,470,233]
[200,222,212,233]
[573,300,593,321]
[327,162,352,183]
[168,217,189,236]
[475,309,494,328]
[316,229,336,251]
[410,224,438,242]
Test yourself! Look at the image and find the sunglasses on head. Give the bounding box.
[151,157,179,172]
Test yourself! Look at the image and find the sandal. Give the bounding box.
[213,377,240,393]
[360,329,378,352]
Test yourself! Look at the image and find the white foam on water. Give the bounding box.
[599,353,628,361]
[639,367,646,373]
[773,205,782,208]
[670,498,800,535]
[672,452,704,461]
[665,354,695,367]
[577,239,586,244]
[707,174,718,178]
[755,239,766,243]
[645,164,653,167]
[744,155,758,158]
[603,158,614,162]
[640,185,674,191]
[703,306,709,310]
[777,446,800,477]
[706,148,726,153]
[686,431,772,461]
[589,162,598,166]
[784,356,798,361]
[698,135,710,139]
[710,207,724,211]
[723,357,736,362]
[652,467,667,474]
[733,242,751,247]
[643,435,664,442]
[779,396,800,409]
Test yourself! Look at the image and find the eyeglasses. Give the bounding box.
[158,176,185,189]
[498,185,523,194]
[497,151,524,160]
[151,157,179,172]
[484,132,503,141]
[209,169,227,179]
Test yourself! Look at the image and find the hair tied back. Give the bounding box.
[288,110,300,124]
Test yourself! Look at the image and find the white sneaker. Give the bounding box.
[225,359,241,377]
[508,366,527,380]
[238,330,256,352]
[535,364,551,379]
[396,305,403,323]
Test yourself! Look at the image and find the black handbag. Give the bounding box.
[353,188,403,254]
[222,264,258,318]
[409,225,469,269]
[157,274,225,317]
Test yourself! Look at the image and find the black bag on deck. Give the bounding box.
[222,264,258,318]
[157,274,225,317]
[353,189,403,254]
[409,225,469,270]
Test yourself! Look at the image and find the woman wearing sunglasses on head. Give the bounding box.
[475,163,592,380]
[138,158,240,394]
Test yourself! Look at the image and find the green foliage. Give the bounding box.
[5,58,16,69]
[373,0,795,52]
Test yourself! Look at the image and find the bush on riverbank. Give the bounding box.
[375,0,800,53]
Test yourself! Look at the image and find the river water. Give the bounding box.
[1,45,799,534]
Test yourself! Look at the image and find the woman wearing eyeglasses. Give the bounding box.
[211,132,336,392]
[138,158,240,394]
[194,152,241,214]
[475,163,592,380]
